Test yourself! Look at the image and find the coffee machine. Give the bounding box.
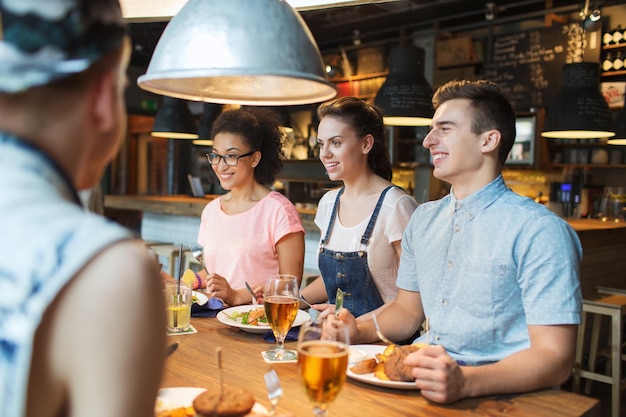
[548,182,582,218]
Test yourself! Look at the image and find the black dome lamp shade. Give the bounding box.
[541,62,615,139]
[151,97,199,139]
[608,101,626,145]
[374,46,433,127]
[193,102,223,146]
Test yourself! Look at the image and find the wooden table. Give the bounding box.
[161,316,600,417]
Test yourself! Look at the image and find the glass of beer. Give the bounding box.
[297,320,350,417]
[263,274,300,361]
[165,282,192,333]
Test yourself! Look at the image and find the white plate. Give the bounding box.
[192,291,208,306]
[346,345,419,390]
[217,305,311,334]
[155,387,268,415]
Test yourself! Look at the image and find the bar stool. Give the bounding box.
[572,294,626,417]
[147,243,187,276]
[183,250,202,272]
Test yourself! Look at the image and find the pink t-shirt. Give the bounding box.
[197,191,304,290]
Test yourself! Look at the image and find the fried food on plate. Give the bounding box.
[350,343,426,382]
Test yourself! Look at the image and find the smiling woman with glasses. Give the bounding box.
[180,107,305,307]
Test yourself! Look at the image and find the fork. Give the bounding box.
[372,313,394,345]
[264,369,283,416]
[188,243,209,274]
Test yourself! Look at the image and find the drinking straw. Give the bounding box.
[177,243,183,295]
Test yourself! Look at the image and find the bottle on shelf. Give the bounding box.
[602,52,613,72]
[613,52,624,71]
[612,25,624,44]
[603,31,614,46]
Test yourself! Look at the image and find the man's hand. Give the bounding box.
[405,345,466,404]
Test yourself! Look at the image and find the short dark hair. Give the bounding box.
[317,96,392,181]
[432,80,516,166]
[211,108,285,185]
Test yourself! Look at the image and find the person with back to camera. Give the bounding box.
[0,1,166,416]
[333,80,582,403]
[299,96,418,319]
[187,108,305,306]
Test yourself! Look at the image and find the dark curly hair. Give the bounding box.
[210,107,285,185]
[317,96,392,181]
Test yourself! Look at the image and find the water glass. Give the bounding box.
[165,283,192,332]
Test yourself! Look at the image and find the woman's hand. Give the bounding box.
[205,273,237,305]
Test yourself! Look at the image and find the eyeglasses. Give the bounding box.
[205,150,255,166]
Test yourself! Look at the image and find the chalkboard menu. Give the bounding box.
[483,23,600,111]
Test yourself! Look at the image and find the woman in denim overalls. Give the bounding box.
[300,97,418,317]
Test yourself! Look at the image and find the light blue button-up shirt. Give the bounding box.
[397,175,582,365]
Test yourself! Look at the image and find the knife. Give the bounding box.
[245,281,258,305]
[335,288,343,318]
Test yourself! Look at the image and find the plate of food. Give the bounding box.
[155,386,268,416]
[346,344,422,390]
[217,305,311,334]
[192,291,209,306]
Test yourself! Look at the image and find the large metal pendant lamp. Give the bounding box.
[541,62,615,139]
[137,0,336,106]
[151,97,199,139]
[374,46,433,126]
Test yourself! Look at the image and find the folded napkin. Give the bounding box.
[262,327,300,342]
[191,297,224,318]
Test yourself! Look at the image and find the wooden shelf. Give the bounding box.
[602,43,626,50]
[602,69,626,77]
[551,163,626,169]
[329,71,388,83]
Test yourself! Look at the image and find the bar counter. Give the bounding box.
[161,315,600,417]
[104,195,626,298]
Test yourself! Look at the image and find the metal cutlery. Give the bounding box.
[299,296,313,308]
[264,369,283,416]
[245,281,259,305]
[189,243,209,274]
[372,313,394,345]
[334,288,344,318]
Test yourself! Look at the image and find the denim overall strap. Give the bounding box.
[318,186,395,317]
[320,187,344,247]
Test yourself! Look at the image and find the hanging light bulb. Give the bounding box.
[374,46,433,126]
[138,0,336,106]
[151,97,199,139]
[541,63,615,139]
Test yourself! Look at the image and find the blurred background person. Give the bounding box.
[0,1,166,416]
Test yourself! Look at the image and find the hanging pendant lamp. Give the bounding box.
[137,0,336,106]
[541,62,615,139]
[608,100,626,145]
[193,102,223,146]
[151,97,198,139]
[374,46,433,127]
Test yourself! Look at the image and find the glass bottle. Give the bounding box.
[603,31,613,46]
[614,52,624,72]
[612,25,624,44]
[602,53,613,72]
